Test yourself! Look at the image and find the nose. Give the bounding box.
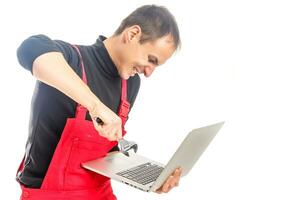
[144,66,155,77]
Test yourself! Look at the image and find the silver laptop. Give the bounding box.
[82,122,224,192]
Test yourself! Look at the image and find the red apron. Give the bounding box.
[17,45,130,200]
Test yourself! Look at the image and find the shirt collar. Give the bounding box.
[92,35,120,77]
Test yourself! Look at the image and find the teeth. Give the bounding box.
[133,67,137,73]
[130,67,136,77]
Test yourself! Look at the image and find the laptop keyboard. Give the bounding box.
[117,162,164,185]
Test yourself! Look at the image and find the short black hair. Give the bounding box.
[114,5,181,49]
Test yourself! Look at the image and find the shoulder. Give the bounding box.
[16,34,81,74]
[17,34,61,72]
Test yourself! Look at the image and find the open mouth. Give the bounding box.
[131,66,146,77]
[131,66,139,76]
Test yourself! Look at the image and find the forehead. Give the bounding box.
[142,34,176,65]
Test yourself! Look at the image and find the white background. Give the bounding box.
[0,0,299,199]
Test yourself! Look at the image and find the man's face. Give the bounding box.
[118,29,176,79]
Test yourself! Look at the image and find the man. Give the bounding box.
[16,4,181,199]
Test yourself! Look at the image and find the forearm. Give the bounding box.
[32,52,104,112]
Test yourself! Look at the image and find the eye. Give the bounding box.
[148,59,155,65]
[148,55,158,65]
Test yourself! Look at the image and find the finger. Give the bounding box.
[155,189,162,194]
[158,178,173,193]
[161,183,168,193]
[175,168,183,180]
[174,168,182,176]
[116,127,122,140]
[169,182,176,189]
[156,169,181,193]
[168,177,177,187]
[168,176,178,189]
[167,170,181,189]
[112,127,122,141]
[107,130,118,141]
[171,168,182,181]
[162,180,171,192]
[96,124,108,136]
[107,135,117,141]
[172,171,181,186]
[100,124,118,139]
[107,127,117,139]
[163,184,172,193]
[97,125,114,140]
[93,122,106,136]
[174,179,180,187]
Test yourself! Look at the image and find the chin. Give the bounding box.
[120,72,131,80]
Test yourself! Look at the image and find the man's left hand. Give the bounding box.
[155,167,182,194]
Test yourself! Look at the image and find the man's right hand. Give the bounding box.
[88,102,123,141]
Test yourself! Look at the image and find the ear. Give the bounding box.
[122,25,142,43]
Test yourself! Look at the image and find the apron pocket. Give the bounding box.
[64,138,111,190]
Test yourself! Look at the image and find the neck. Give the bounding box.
[103,36,122,75]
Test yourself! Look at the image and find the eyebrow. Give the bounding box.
[148,54,159,65]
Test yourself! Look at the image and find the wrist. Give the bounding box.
[85,92,102,115]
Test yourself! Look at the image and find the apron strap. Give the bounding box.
[118,80,130,125]
[121,79,127,101]
[72,45,130,125]
[72,45,89,119]
[72,45,87,84]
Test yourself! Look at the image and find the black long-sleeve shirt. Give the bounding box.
[16,34,141,188]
